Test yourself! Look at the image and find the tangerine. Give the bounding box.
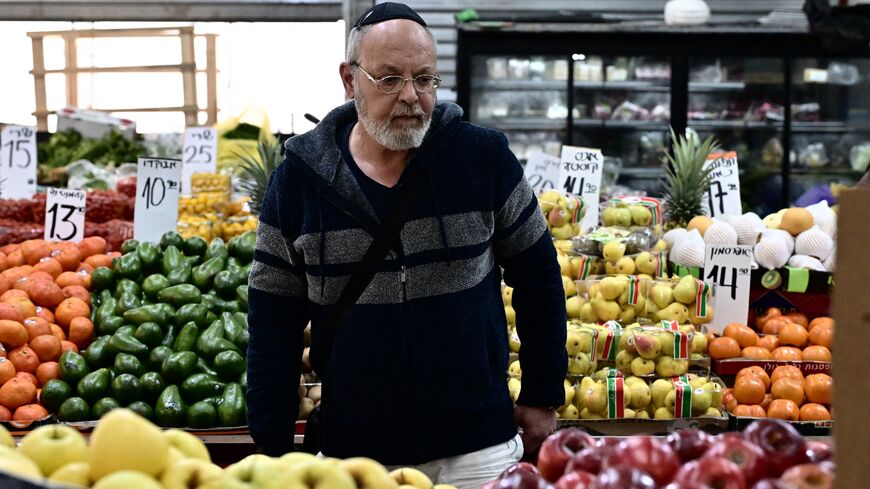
[805,374,832,405]
[772,347,803,361]
[771,377,805,406]
[709,336,741,360]
[800,403,831,421]
[767,399,800,421]
[734,374,766,405]
[779,323,809,348]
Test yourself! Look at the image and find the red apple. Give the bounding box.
[819,461,835,475]
[751,479,791,489]
[664,482,718,489]
[780,463,834,489]
[502,462,542,477]
[554,470,596,489]
[595,466,656,489]
[487,471,556,489]
[743,419,808,476]
[565,444,617,475]
[605,436,680,486]
[673,457,747,489]
[805,441,832,463]
[537,429,595,482]
[704,436,769,485]
[666,429,713,462]
[596,437,622,449]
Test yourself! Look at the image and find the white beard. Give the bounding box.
[354,82,432,151]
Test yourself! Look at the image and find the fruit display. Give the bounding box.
[0,408,459,489]
[36,129,146,187]
[599,196,664,235]
[177,171,257,242]
[0,237,115,421]
[487,418,833,488]
[538,190,585,240]
[709,316,833,363]
[567,227,658,259]
[725,365,833,423]
[45,231,256,428]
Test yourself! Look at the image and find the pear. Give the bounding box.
[271,459,357,489]
[92,470,162,489]
[49,462,94,487]
[692,333,708,354]
[650,284,674,310]
[654,406,674,420]
[705,407,723,417]
[614,257,636,275]
[538,191,561,213]
[580,408,603,420]
[591,298,620,322]
[558,404,579,420]
[623,408,637,419]
[553,240,574,254]
[561,275,577,297]
[604,261,618,275]
[633,294,648,316]
[548,208,569,228]
[618,304,636,324]
[223,454,285,489]
[502,286,513,306]
[602,240,627,261]
[504,305,516,325]
[89,408,169,480]
[279,452,318,468]
[672,276,698,304]
[612,208,632,227]
[689,303,714,325]
[508,378,521,402]
[566,296,584,319]
[0,446,42,481]
[579,302,596,322]
[615,350,636,373]
[508,328,521,353]
[163,429,211,462]
[630,206,653,226]
[161,459,223,489]
[557,255,571,277]
[656,303,690,324]
[656,357,679,378]
[508,360,522,378]
[579,376,596,394]
[636,409,651,419]
[599,276,626,300]
[633,333,662,360]
[628,382,652,410]
[566,331,585,356]
[655,239,668,252]
[551,223,575,240]
[602,207,621,226]
[567,353,594,376]
[634,252,658,275]
[340,458,400,489]
[658,331,675,356]
[630,357,655,376]
[582,383,607,414]
[651,379,675,407]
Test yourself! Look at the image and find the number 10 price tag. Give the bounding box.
[181,127,218,193]
[135,157,182,244]
[1,125,38,199]
[703,244,752,334]
[44,188,86,242]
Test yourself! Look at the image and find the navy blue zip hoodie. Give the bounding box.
[246,100,567,464]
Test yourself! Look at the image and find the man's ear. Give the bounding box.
[340,62,355,100]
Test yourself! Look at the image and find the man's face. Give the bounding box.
[349,20,437,151]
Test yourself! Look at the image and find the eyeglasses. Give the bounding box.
[352,62,441,94]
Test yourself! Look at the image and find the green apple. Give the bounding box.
[223,454,285,489]
[161,458,223,489]
[0,446,42,481]
[630,357,656,377]
[49,461,93,487]
[19,424,88,476]
[390,467,432,489]
[0,425,13,448]
[89,408,169,480]
[163,429,211,462]
[93,470,163,489]
[630,206,653,226]
[339,457,400,489]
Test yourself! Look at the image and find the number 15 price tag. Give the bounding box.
[181,127,218,193]
[44,188,86,242]
[135,157,182,244]
[1,125,38,199]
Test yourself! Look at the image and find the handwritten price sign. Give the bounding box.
[181,127,218,193]
[523,151,561,193]
[134,157,182,244]
[559,146,603,231]
[703,245,752,334]
[701,152,741,218]
[0,125,37,199]
[44,188,86,242]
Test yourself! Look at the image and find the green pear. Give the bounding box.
[634,252,658,275]
[599,276,626,300]
[672,276,698,304]
[566,296,584,319]
[615,350,636,373]
[339,458,400,489]
[93,470,162,489]
[49,462,93,487]
[89,408,169,480]
[0,446,42,481]
[656,302,690,324]
[630,206,653,226]
[630,357,655,376]
[650,284,674,310]
[651,379,675,407]
[551,223,575,240]
[614,257,636,275]
[163,429,211,462]
[161,458,223,489]
[591,298,620,322]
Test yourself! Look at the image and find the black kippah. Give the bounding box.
[354,2,427,29]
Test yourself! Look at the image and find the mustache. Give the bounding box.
[391,105,425,119]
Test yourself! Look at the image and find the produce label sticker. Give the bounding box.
[694,279,711,318]
[655,251,667,278]
[660,320,680,331]
[44,187,86,242]
[134,157,182,244]
[627,275,639,305]
[181,127,218,194]
[0,125,38,199]
[523,151,561,193]
[575,254,592,280]
[606,376,625,419]
[672,375,693,418]
[559,146,603,231]
[587,327,600,361]
[703,245,752,335]
[600,321,623,361]
[700,151,742,218]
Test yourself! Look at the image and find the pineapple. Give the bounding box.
[661,128,719,229]
[236,139,283,216]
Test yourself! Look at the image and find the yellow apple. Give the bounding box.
[49,462,94,487]
[161,458,224,489]
[89,408,169,480]
[163,429,211,462]
[19,424,88,476]
[92,470,163,489]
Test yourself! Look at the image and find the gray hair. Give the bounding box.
[346,23,437,64]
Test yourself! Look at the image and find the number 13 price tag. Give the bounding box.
[559,146,603,232]
[44,188,86,242]
[1,125,38,199]
[181,127,218,193]
[703,244,752,334]
[135,157,182,244]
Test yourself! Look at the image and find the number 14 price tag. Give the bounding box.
[135,157,182,244]
[703,245,752,334]
[182,127,218,193]
[44,188,86,242]
[1,125,38,199]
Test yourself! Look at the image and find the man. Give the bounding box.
[246,3,566,487]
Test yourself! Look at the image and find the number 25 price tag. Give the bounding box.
[181,127,218,193]
[135,157,182,244]
[44,188,86,242]
[703,245,752,334]
[1,125,38,199]
[559,146,603,232]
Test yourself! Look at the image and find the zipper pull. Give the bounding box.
[400,265,407,283]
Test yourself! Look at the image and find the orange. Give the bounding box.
[0,376,37,410]
[33,258,62,279]
[29,335,62,363]
[68,317,94,350]
[49,324,65,342]
[50,246,81,272]
[60,341,79,354]
[805,374,833,405]
[756,307,782,331]
[77,237,107,258]
[771,378,805,406]
[6,298,36,320]
[724,323,758,348]
[802,345,832,362]
[734,374,766,405]
[15,372,37,388]
[723,388,738,412]
[0,304,24,323]
[762,317,791,336]
[771,365,805,385]
[0,405,11,421]
[808,317,834,333]
[800,403,831,421]
[55,271,84,288]
[785,312,809,328]
[7,346,39,374]
[5,250,24,268]
[0,320,28,348]
[742,346,772,360]
[709,337,741,360]
[13,403,48,422]
[737,366,771,390]
[757,335,780,351]
[808,324,833,350]
[84,254,113,269]
[779,323,809,348]
[772,347,803,361]
[35,362,59,386]
[0,357,16,386]
[54,297,90,329]
[0,275,8,297]
[61,285,91,306]
[767,399,800,421]
[34,306,54,325]
[732,404,754,417]
[75,265,94,283]
[21,317,50,341]
[0,289,28,303]
[749,404,767,417]
[0,252,7,272]
[20,240,50,266]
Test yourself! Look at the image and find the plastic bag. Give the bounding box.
[216,105,277,170]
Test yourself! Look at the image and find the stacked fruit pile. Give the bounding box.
[0,237,113,421]
[0,408,458,489]
[724,365,833,422]
[44,231,255,428]
[484,419,833,489]
[538,190,585,241]
[709,314,833,363]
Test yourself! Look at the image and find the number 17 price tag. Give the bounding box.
[1,125,38,199]
[44,188,86,242]
[135,157,182,244]
[181,127,218,193]
[703,244,752,334]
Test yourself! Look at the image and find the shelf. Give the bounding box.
[689,120,783,130]
[792,121,870,133]
[689,81,747,91]
[619,168,664,177]
[574,119,669,129]
[575,80,669,91]
[475,118,565,130]
[473,79,565,91]
[789,168,865,176]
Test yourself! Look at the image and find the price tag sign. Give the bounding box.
[181,127,218,193]
[703,245,752,334]
[134,157,182,244]
[0,125,38,199]
[44,188,86,242]
[523,151,561,193]
[558,146,603,231]
[701,151,741,218]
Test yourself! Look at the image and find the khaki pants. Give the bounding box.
[386,434,524,489]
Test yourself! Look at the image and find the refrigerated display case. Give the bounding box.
[456,22,870,211]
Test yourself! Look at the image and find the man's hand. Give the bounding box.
[514,405,556,455]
